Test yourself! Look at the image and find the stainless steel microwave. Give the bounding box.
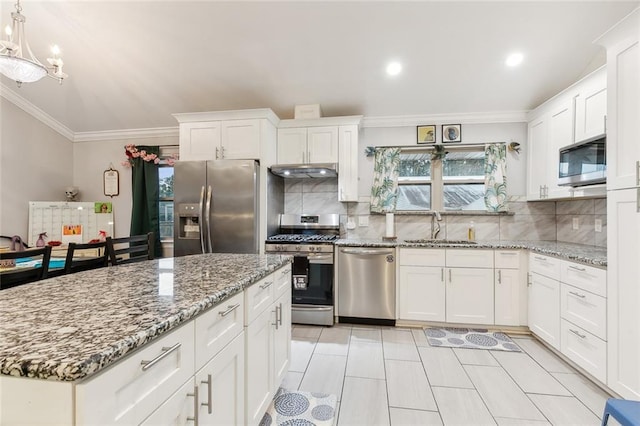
[558,136,606,187]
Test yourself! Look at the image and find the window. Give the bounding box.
[158,146,178,241]
[396,147,485,212]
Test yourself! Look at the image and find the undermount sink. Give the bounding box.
[404,239,477,245]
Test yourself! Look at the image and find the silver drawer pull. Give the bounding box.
[187,385,199,425]
[201,374,213,414]
[568,265,586,272]
[218,303,240,317]
[281,269,291,276]
[140,342,181,371]
[499,252,518,256]
[534,256,547,261]
[570,329,586,339]
[259,281,273,290]
[569,291,586,299]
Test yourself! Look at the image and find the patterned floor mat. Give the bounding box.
[260,388,337,426]
[424,327,521,352]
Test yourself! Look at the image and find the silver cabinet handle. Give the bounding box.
[272,307,279,330]
[441,268,444,283]
[218,303,240,317]
[570,329,586,339]
[302,150,306,164]
[187,385,199,425]
[221,146,225,159]
[569,291,586,299]
[448,269,452,283]
[498,270,502,284]
[281,268,291,277]
[636,160,639,186]
[198,186,206,254]
[568,265,586,272]
[637,188,640,213]
[141,342,181,371]
[205,185,213,253]
[534,256,547,262]
[201,374,212,414]
[498,252,518,256]
[527,273,532,287]
[260,280,273,290]
[278,302,283,326]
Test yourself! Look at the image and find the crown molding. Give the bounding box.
[362,111,529,128]
[73,127,179,143]
[1,82,75,141]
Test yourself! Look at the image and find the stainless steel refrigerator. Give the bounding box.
[173,160,259,256]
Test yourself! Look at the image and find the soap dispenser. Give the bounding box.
[468,221,476,241]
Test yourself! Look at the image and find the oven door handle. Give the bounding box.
[307,253,333,264]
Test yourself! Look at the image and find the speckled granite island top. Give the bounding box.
[0,253,291,382]
[335,239,607,267]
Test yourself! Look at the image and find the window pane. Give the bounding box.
[396,185,431,211]
[444,184,485,211]
[159,167,174,199]
[399,153,431,179]
[443,151,484,180]
[159,201,174,239]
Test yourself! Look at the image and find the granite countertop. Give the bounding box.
[335,239,607,267]
[0,253,291,382]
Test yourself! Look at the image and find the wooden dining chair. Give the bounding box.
[64,241,109,274]
[0,245,53,290]
[106,232,154,266]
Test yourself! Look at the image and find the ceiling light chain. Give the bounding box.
[0,0,68,87]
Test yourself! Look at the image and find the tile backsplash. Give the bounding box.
[282,178,606,248]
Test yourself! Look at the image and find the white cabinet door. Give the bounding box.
[446,267,494,325]
[179,122,222,161]
[272,292,291,393]
[221,119,261,159]
[140,379,195,426]
[338,124,359,202]
[277,128,307,164]
[574,71,607,143]
[245,306,274,426]
[547,99,573,199]
[398,266,446,322]
[528,272,560,350]
[495,269,521,326]
[604,32,640,190]
[307,126,338,164]
[197,332,245,426]
[527,116,548,200]
[607,187,640,399]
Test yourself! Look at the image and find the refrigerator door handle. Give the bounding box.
[205,185,213,253]
[198,185,206,254]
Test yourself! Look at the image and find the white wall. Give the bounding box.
[73,136,178,237]
[0,99,74,238]
[358,122,528,198]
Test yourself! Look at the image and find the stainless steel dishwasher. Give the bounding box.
[337,247,396,325]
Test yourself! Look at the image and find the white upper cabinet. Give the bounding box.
[547,98,574,199]
[338,124,359,202]
[526,116,549,200]
[276,126,338,164]
[221,119,262,160]
[179,121,222,161]
[574,68,607,143]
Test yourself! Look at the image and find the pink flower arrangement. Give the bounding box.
[122,144,176,167]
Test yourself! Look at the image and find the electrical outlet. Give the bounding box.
[595,219,602,233]
[572,217,579,230]
[358,215,369,227]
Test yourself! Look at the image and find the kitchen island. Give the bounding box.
[0,253,292,425]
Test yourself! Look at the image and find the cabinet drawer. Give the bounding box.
[140,378,195,425]
[560,260,606,297]
[399,248,445,266]
[560,319,607,383]
[560,283,606,340]
[245,275,275,325]
[195,292,244,369]
[274,264,292,299]
[495,250,521,269]
[529,253,561,280]
[76,322,195,426]
[446,249,494,268]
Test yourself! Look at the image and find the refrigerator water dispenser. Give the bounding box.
[177,203,200,239]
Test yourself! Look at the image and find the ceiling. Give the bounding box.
[1,1,638,135]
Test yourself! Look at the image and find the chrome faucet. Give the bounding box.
[430,211,442,239]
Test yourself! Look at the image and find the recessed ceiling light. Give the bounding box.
[386,62,402,76]
[505,52,524,67]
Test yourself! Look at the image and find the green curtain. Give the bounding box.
[484,143,508,212]
[370,147,401,213]
[130,145,162,257]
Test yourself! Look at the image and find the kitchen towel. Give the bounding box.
[424,327,521,352]
[385,213,395,237]
[260,388,337,426]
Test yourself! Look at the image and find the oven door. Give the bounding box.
[292,252,333,306]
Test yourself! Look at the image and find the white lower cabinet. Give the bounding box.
[398,266,446,322]
[561,320,607,383]
[140,379,196,425]
[495,268,521,326]
[528,271,561,350]
[446,267,494,325]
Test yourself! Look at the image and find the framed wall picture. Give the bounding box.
[103,167,119,197]
[442,124,462,143]
[417,125,436,144]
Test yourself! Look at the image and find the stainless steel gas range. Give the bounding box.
[265,214,339,326]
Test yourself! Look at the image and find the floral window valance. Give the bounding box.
[484,143,508,212]
[370,148,401,213]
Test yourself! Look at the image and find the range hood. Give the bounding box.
[269,163,338,178]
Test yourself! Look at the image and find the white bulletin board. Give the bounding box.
[28,202,115,246]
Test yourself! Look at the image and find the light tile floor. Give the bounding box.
[286,324,613,426]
